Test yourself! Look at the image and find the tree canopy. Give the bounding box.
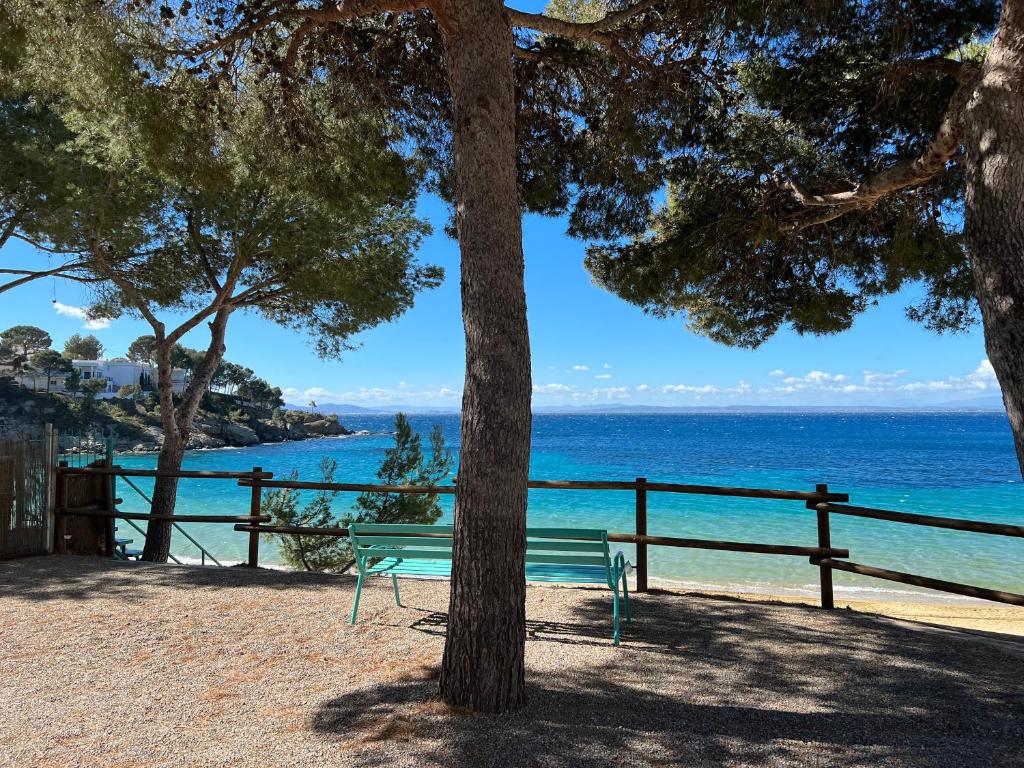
[62,333,103,360]
[585,1,999,347]
[0,325,51,365]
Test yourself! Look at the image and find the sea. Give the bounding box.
[111,411,1024,601]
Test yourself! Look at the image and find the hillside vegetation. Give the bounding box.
[0,379,349,450]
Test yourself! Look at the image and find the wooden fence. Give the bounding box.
[0,425,56,559]
[52,465,1024,609]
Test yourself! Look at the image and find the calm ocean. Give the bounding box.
[112,412,1023,600]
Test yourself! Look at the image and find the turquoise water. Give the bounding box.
[112,412,1024,600]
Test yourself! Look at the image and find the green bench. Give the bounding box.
[348,523,633,645]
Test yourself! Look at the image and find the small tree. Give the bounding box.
[63,368,80,397]
[78,377,106,421]
[346,414,453,529]
[126,335,157,363]
[264,417,453,572]
[29,348,72,392]
[117,383,142,399]
[262,457,348,572]
[0,325,51,370]
[62,333,102,360]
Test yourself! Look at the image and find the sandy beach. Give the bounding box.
[677,588,1024,637]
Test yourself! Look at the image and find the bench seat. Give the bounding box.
[349,523,633,644]
[368,557,613,584]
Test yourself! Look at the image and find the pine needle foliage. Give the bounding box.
[347,414,454,529]
[261,457,349,573]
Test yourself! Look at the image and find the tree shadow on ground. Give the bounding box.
[0,554,356,603]
[312,590,1024,768]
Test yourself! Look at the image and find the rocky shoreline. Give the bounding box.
[0,381,357,453]
[118,411,353,453]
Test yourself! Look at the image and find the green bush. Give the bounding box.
[117,383,143,399]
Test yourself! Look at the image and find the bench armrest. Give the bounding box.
[612,550,633,577]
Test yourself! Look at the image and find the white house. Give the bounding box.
[10,359,187,396]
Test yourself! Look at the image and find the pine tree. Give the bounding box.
[261,457,348,573]
[347,414,454,529]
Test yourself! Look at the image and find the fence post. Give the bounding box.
[56,460,69,554]
[813,483,834,609]
[44,424,56,553]
[635,476,648,593]
[247,466,262,568]
[101,449,115,558]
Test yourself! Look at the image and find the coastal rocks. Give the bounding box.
[218,421,260,446]
[128,443,159,453]
[186,432,227,450]
[302,418,349,436]
[252,420,288,443]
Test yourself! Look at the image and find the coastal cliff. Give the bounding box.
[0,380,351,450]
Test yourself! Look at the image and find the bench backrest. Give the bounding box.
[349,523,612,584]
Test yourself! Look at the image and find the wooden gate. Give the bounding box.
[0,425,56,559]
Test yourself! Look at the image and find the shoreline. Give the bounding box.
[111,429,381,457]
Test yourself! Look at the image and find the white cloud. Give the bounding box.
[572,365,590,372]
[897,360,998,394]
[758,360,1001,399]
[53,302,111,330]
[533,383,574,394]
[862,369,907,385]
[636,384,650,392]
[282,384,462,404]
[594,386,630,400]
[603,363,612,369]
[594,374,612,380]
[769,369,786,378]
[662,383,719,395]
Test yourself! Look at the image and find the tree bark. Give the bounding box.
[141,309,232,561]
[435,0,532,713]
[963,0,1024,478]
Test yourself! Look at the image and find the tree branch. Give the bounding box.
[86,236,165,333]
[780,64,981,231]
[179,0,428,56]
[505,0,660,42]
[0,213,20,250]
[0,264,105,295]
[185,209,223,292]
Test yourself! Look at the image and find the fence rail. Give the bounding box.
[52,465,1024,609]
[55,465,270,563]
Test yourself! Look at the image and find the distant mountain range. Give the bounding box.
[287,398,1006,416]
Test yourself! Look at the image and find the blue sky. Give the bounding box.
[1,193,1000,409]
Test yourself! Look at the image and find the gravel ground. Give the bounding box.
[2,556,1022,768]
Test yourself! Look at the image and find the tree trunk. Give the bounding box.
[141,435,186,561]
[435,0,532,713]
[141,310,231,561]
[963,0,1024,478]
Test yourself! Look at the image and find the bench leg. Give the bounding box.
[350,572,366,625]
[391,574,402,607]
[622,569,632,623]
[612,575,621,646]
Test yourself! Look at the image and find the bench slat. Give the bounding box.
[356,536,454,548]
[358,549,607,567]
[367,558,611,584]
[360,547,454,560]
[526,553,608,566]
[355,537,606,553]
[526,527,607,540]
[352,524,454,535]
[525,539,607,552]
